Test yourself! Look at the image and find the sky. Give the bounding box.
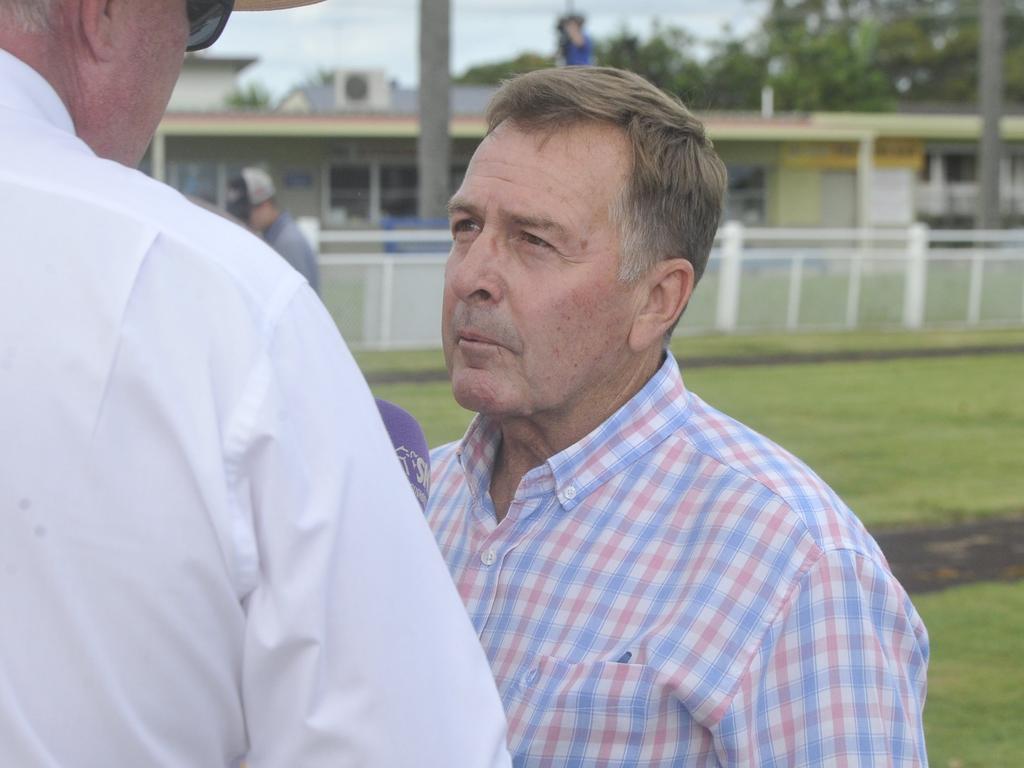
[212,0,765,99]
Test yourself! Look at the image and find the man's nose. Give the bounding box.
[447,231,505,304]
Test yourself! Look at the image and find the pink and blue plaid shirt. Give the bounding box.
[427,355,929,766]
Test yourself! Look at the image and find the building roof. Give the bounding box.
[182,54,258,73]
[276,81,499,116]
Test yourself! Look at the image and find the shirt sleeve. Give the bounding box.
[712,547,929,767]
[225,285,511,767]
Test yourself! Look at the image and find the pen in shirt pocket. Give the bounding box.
[615,650,632,663]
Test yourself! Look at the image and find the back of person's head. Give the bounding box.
[226,167,276,222]
[485,66,726,287]
[0,0,323,167]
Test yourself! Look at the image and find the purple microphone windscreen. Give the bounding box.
[375,398,431,510]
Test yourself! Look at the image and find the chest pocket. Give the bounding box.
[506,657,660,765]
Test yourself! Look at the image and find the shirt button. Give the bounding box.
[480,548,497,566]
[560,484,577,502]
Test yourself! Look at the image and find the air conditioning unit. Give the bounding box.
[334,69,390,111]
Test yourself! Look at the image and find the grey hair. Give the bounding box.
[485,66,727,290]
[0,0,58,32]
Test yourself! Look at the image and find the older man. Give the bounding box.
[428,67,929,766]
[0,1,509,766]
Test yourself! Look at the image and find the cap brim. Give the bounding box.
[234,0,323,11]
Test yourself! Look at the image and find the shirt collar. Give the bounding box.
[456,353,691,512]
[0,49,76,137]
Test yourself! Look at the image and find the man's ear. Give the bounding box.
[77,0,119,62]
[627,257,694,352]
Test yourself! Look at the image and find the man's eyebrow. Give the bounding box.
[508,213,569,239]
[446,197,477,218]
[448,198,569,239]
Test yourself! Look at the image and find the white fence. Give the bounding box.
[303,221,1024,350]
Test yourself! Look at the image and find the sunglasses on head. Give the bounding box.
[186,0,235,52]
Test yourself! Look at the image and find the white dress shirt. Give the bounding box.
[0,50,510,767]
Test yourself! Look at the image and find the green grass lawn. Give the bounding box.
[683,354,1024,528]
[916,580,1024,768]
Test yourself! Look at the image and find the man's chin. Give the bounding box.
[451,368,507,416]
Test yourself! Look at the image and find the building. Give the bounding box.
[149,57,1024,235]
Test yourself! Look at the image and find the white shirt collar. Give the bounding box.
[0,47,76,136]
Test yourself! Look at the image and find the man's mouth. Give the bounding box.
[458,330,501,347]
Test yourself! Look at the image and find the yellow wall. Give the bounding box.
[774,168,822,226]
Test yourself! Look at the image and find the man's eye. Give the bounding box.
[521,232,552,249]
[451,219,479,237]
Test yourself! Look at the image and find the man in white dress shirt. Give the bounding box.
[0,1,510,766]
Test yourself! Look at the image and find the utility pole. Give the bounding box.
[977,0,1003,229]
[417,0,451,220]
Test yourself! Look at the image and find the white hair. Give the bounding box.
[0,0,58,32]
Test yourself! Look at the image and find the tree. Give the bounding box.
[755,0,1024,108]
[596,22,706,105]
[703,34,769,111]
[224,82,271,111]
[454,53,554,85]
[755,1,895,111]
[446,1,1024,113]
[300,68,336,88]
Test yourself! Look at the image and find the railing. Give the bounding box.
[299,220,1024,350]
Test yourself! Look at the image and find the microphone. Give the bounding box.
[375,398,431,510]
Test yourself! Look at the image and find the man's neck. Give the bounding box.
[488,427,553,523]
[485,349,667,522]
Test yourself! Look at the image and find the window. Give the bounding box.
[326,161,479,223]
[329,164,372,221]
[724,165,766,225]
[379,165,418,218]
[164,162,248,209]
[945,154,976,183]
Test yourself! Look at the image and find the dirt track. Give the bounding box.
[873,516,1024,594]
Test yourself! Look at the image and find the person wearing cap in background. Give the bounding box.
[0,0,511,766]
[228,166,321,294]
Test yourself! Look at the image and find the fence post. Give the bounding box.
[715,221,743,332]
[846,231,866,329]
[786,254,804,330]
[967,251,985,326]
[903,223,928,329]
[379,257,395,349]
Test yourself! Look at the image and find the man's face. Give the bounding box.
[443,121,647,434]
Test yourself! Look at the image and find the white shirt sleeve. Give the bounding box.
[227,285,511,767]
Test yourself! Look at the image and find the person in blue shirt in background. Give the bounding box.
[556,13,593,66]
